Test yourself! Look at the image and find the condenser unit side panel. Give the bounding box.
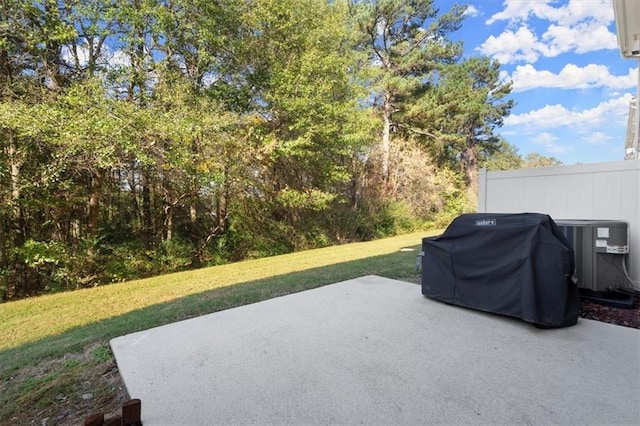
[555,220,629,292]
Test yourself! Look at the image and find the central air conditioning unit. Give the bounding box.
[555,220,629,291]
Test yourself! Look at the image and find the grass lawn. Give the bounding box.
[0,230,437,424]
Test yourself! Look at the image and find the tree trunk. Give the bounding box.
[165,205,173,241]
[43,1,63,91]
[88,169,106,236]
[216,192,226,232]
[463,145,478,197]
[142,170,152,244]
[0,214,6,269]
[8,135,24,249]
[8,135,26,297]
[9,138,21,223]
[381,91,392,183]
[0,48,11,89]
[190,204,197,224]
[128,165,142,230]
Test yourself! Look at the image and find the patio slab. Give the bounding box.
[110,275,640,425]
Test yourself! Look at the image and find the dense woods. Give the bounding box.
[0,0,555,300]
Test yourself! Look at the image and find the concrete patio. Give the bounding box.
[110,275,640,425]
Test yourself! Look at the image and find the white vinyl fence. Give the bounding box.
[478,159,640,280]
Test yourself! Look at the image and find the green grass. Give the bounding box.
[0,230,436,375]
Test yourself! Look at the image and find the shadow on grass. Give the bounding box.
[0,245,423,375]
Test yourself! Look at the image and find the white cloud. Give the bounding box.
[532,131,567,153]
[479,26,543,64]
[464,5,480,18]
[481,0,617,63]
[486,0,613,26]
[504,94,633,129]
[201,72,220,88]
[60,40,135,71]
[509,64,638,92]
[61,45,90,68]
[584,131,612,145]
[542,23,618,55]
[479,23,618,64]
[506,104,573,128]
[556,0,614,25]
[107,47,132,69]
[485,0,549,25]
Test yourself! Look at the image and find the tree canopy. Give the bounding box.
[0,0,533,301]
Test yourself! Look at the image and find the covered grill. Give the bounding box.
[421,213,580,328]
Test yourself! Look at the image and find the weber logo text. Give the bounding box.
[475,219,496,227]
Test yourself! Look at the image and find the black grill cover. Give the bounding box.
[422,213,580,328]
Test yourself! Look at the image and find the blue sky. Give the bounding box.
[452,0,637,164]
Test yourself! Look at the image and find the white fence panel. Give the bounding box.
[478,160,640,280]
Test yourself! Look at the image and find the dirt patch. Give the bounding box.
[0,344,129,426]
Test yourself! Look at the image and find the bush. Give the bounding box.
[157,239,193,271]
[100,238,195,283]
[100,242,156,283]
[13,239,78,295]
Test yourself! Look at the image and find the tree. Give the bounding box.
[155,0,244,94]
[407,56,514,194]
[152,0,247,249]
[0,0,82,296]
[350,0,466,184]
[1,0,514,300]
[237,0,370,249]
[148,80,248,262]
[0,97,71,296]
[61,0,120,79]
[54,81,145,237]
[480,139,524,171]
[479,144,563,171]
[0,0,78,96]
[524,152,563,168]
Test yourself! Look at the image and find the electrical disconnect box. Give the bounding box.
[555,220,629,291]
